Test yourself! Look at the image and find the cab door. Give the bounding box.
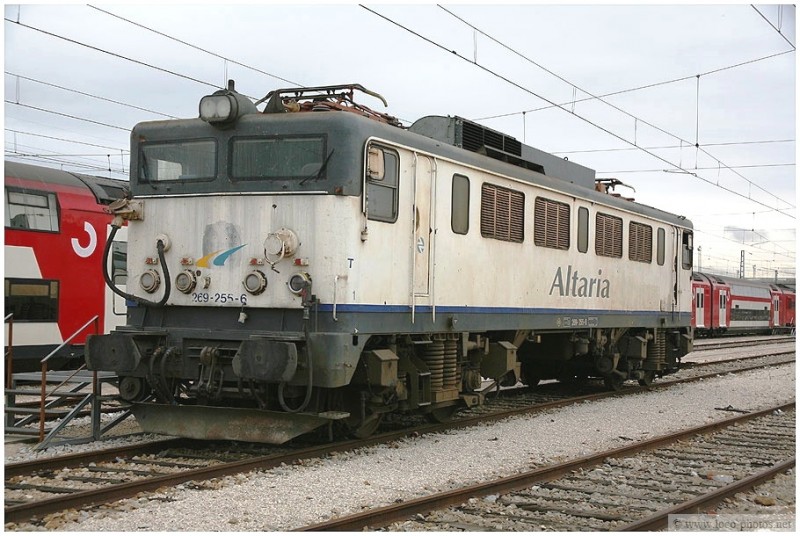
[412,153,435,298]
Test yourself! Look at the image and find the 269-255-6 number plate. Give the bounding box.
[191,292,248,305]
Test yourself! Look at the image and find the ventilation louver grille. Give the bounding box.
[481,183,524,243]
[629,221,653,263]
[534,197,570,250]
[595,212,623,258]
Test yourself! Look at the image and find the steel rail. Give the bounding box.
[295,402,795,531]
[619,457,796,531]
[681,351,794,369]
[693,335,794,350]
[4,437,188,478]
[6,352,793,477]
[5,355,794,524]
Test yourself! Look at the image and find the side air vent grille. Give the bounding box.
[504,137,522,155]
[408,115,599,182]
[462,120,521,156]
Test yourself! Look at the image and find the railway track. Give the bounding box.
[4,350,794,526]
[693,334,794,351]
[299,403,796,531]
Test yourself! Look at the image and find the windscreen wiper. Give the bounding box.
[141,152,158,189]
[300,149,335,185]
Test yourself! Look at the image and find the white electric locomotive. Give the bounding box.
[86,82,694,443]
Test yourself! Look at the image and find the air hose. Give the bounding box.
[277,336,314,413]
[277,286,314,413]
[103,224,171,307]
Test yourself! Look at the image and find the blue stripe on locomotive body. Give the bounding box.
[317,304,690,332]
[123,304,690,337]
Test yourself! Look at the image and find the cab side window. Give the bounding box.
[366,146,399,223]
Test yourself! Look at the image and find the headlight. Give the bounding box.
[175,270,197,294]
[140,270,161,294]
[199,94,236,123]
[288,272,311,295]
[243,270,267,295]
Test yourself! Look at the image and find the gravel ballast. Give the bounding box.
[6,363,795,532]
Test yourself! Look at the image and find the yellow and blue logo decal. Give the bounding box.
[196,245,246,267]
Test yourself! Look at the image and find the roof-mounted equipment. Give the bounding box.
[255,84,403,127]
[595,178,636,201]
[409,115,596,189]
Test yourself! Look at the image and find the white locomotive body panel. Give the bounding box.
[132,153,689,323]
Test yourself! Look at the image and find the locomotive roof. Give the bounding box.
[4,161,128,204]
[132,107,692,230]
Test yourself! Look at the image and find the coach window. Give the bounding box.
[656,228,666,265]
[366,146,399,223]
[480,183,524,243]
[4,188,59,232]
[577,207,589,253]
[451,174,470,234]
[595,212,622,258]
[628,221,653,263]
[534,197,569,249]
[4,278,58,321]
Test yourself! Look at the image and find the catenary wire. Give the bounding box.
[552,139,795,155]
[87,5,304,88]
[361,5,795,219]
[436,4,794,213]
[599,163,795,173]
[3,17,240,96]
[751,4,796,50]
[5,72,179,119]
[5,101,130,131]
[472,49,795,121]
[5,129,130,153]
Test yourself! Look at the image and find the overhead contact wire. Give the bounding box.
[361,5,795,219]
[435,4,793,213]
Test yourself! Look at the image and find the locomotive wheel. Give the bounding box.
[347,412,383,439]
[425,405,459,424]
[118,376,147,402]
[638,370,656,387]
[603,374,625,392]
[520,362,540,389]
[336,389,385,439]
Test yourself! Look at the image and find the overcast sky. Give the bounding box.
[3,2,796,279]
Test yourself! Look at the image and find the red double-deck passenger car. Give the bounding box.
[692,271,795,336]
[4,161,128,372]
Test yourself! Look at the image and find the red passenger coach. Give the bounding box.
[770,285,796,332]
[691,272,730,337]
[692,271,795,336]
[4,161,128,373]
